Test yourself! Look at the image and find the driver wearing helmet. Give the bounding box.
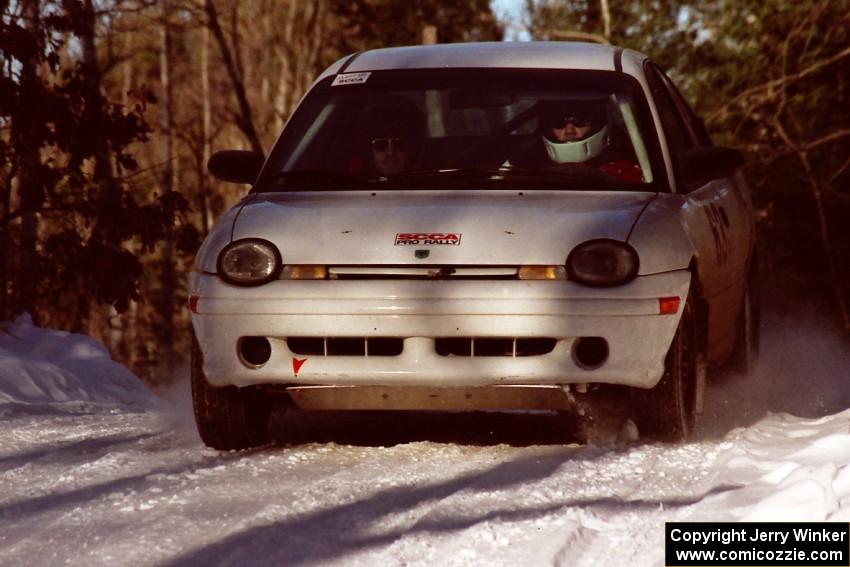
[513,99,642,183]
[542,101,610,164]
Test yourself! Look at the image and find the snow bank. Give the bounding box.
[0,313,156,408]
[689,411,850,523]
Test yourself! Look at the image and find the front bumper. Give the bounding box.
[189,270,690,390]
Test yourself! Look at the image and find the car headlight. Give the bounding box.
[566,239,639,286]
[217,239,281,286]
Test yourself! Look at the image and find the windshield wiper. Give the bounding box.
[255,170,378,191]
[257,166,632,191]
[404,166,620,186]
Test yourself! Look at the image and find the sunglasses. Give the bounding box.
[371,137,407,152]
[549,116,592,129]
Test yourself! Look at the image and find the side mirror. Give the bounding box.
[208,150,264,184]
[682,146,745,188]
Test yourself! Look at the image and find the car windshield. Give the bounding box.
[257,68,664,192]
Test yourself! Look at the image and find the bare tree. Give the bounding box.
[15,0,43,321]
[199,22,212,235]
[202,0,263,153]
[703,2,850,331]
[160,0,176,370]
[599,0,610,40]
[272,0,328,134]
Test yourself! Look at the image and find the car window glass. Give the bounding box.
[260,69,666,192]
[656,70,712,146]
[645,64,694,187]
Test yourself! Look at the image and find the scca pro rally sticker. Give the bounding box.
[332,72,371,86]
[395,233,462,246]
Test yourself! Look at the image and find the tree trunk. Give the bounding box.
[0,36,13,319]
[78,0,119,339]
[160,1,176,373]
[200,23,212,235]
[422,25,437,45]
[799,151,850,331]
[115,23,135,350]
[599,0,611,41]
[16,0,42,321]
[0,169,12,320]
[422,24,445,136]
[203,0,263,154]
[771,113,850,331]
[80,0,114,186]
[272,0,298,133]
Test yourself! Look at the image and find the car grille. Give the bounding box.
[286,337,557,357]
[328,266,518,280]
[331,273,516,280]
[287,337,404,357]
[435,338,557,357]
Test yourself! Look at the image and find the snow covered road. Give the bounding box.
[2,314,850,566]
[0,404,728,566]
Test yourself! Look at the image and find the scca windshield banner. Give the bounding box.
[665,522,849,566]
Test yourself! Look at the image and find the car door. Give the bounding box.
[654,66,753,281]
[645,63,753,359]
[646,63,751,292]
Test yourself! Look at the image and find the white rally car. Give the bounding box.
[189,42,757,449]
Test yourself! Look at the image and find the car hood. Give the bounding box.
[226,190,656,266]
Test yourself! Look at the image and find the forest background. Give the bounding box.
[1,0,848,385]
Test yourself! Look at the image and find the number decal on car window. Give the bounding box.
[332,72,371,86]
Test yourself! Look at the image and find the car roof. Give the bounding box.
[317,42,648,81]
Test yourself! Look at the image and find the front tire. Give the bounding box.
[631,290,699,442]
[191,332,271,450]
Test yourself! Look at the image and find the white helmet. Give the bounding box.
[542,125,610,164]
